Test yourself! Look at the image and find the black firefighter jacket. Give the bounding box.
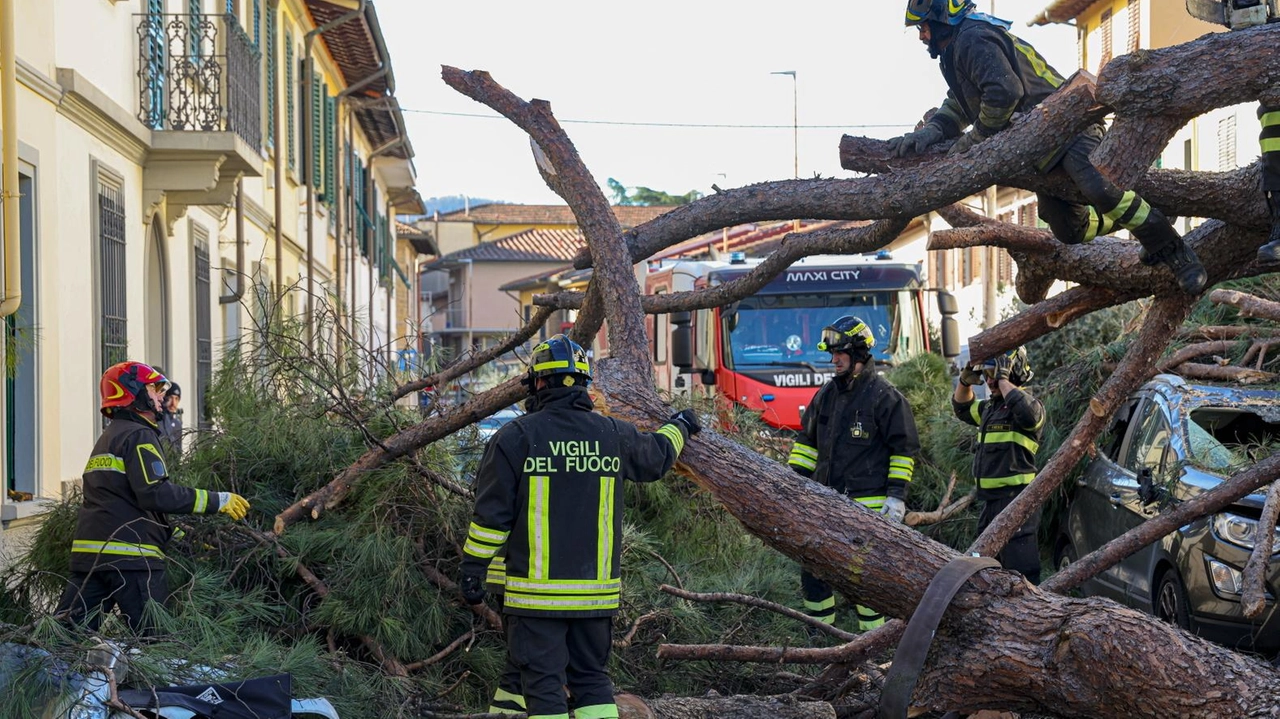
[461,386,688,618]
[925,18,1069,171]
[787,368,920,509]
[952,387,1045,500]
[69,412,226,572]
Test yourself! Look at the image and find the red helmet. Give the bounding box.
[100,361,169,416]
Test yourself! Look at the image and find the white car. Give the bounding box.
[477,407,524,442]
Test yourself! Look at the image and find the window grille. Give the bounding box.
[97,171,128,405]
[194,238,213,431]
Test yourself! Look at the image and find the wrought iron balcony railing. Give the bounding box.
[136,12,262,150]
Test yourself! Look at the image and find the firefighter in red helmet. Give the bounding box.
[54,361,251,634]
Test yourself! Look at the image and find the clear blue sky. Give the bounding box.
[376,1,1077,206]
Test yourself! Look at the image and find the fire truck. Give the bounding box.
[646,253,958,431]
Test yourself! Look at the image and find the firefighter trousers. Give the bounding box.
[977,490,1042,584]
[506,614,616,719]
[801,569,883,632]
[55,568,168,635]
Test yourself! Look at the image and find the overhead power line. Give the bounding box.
[400,107,912,130]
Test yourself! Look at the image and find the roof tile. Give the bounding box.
[427,228,586,266]
[438,203,676,227]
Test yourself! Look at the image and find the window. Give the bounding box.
[194,240,213,431]
[96,165,128,408]
[1127,0,1140,53]
[285,30,294,170]
[188,0,204,63]
[1123,400,1172,478]
[265,1,275,149]
[1218,115,1238,171]
[1099,9,1113,69]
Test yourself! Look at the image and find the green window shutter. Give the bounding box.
[285,32,294,170]
[323,91,335,205]
[265,2,275,149]
[252,0,260,46]
[311,73,322,189]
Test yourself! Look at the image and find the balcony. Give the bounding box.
[135,12,263,229]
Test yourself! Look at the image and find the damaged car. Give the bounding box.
[1056,373,1280,656]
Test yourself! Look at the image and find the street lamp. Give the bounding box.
[771,70,797,179]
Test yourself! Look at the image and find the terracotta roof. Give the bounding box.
[396,220,437,256]
[1029,0,1099,25]
[438,204,677,228]
[425,228,586,267]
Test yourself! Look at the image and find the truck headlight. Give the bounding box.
[1211,513,1280,552]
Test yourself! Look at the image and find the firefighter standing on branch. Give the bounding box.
[55,361,250,634]
[457,335,700,719]
[952,347,1046,583]
[888,0,1209,295]
[787,317,920,632]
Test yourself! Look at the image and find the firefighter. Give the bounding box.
[55,361,250,634]
[457,334,699,719]
[888,0,1208,295]
[952,347,1045,583]
[786,316,919,632]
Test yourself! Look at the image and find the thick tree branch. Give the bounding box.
[1209,288,1280,323]
[1243,481,1280,619]
[571,75,1100,270]
[533,220,908,312]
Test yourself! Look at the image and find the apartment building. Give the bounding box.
[0,0,424,544]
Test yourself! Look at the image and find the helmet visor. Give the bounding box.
[817,327,846,352]
[146,380,172,397]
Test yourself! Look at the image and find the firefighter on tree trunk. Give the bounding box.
[888,0,1209,294]
[787,316,920,633]
[457,335,700,719]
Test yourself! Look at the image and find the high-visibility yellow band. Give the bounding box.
[84,454,126,474]
[804,596,835,611]
[1263,138,1280,153]
[503,594,620,611]
[598,476,615,581]
[490,687,526,711]
[529,476,550,580]
[788,455,817,471]
[656,424,685,455]
[528,714,571,719]
[532,360,591,374]
[574,704,620,719]
[505,577,622,593]
[72,539,164,559]
[468,522,509,544]
[969,400,983,425]
[193,489,208,514]
[791,443,818,460]
[981,431,1041,454]
[978,473,1036,489]
[855,495,887,509]
[1261,111,1280,128]
[464,539,501,559]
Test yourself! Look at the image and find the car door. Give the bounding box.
[1113,397,1175,607]
[1071,395,1144,602]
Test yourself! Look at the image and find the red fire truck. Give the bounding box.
[646,253,958,431]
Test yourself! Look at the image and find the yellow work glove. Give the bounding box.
[217,492,250,521]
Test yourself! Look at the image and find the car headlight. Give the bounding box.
[1212,513,1280,552]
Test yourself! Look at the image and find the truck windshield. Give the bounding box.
[722,291,918,369]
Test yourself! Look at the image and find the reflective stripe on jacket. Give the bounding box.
[789,369,920,504]
[460,386,687,618]
[952,387,1045,497]
[69,412,223,572]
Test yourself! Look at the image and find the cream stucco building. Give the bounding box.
[0,0,426,552]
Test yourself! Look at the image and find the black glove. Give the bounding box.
[959,365,985,387]
[886,124,945,158]
[992,354,1013,383]
[947,129,984,156]
[670,409,702,436]
[459,574,486,606]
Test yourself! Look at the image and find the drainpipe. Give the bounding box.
[219,177,246,305]
[1,0,21,318]
[304,1,366,351]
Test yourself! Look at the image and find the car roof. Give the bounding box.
[1143,374,1280,422]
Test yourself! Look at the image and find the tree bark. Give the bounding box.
[1210,289,1280,323]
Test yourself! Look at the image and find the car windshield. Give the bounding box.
[721,291,918,369]
[1187,405,1280,475]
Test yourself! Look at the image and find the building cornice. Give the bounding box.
[54,68,151,165]
[242,193,274,233]
[16,58,61,105]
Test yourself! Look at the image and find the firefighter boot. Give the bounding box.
[1259,193,1280,264]
[1133,214,1208,294]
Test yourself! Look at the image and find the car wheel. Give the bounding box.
[1155,570,1193,631]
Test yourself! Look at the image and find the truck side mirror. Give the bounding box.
[940,317,961,359]
[936,290,959,317]
[671,312,693,369]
